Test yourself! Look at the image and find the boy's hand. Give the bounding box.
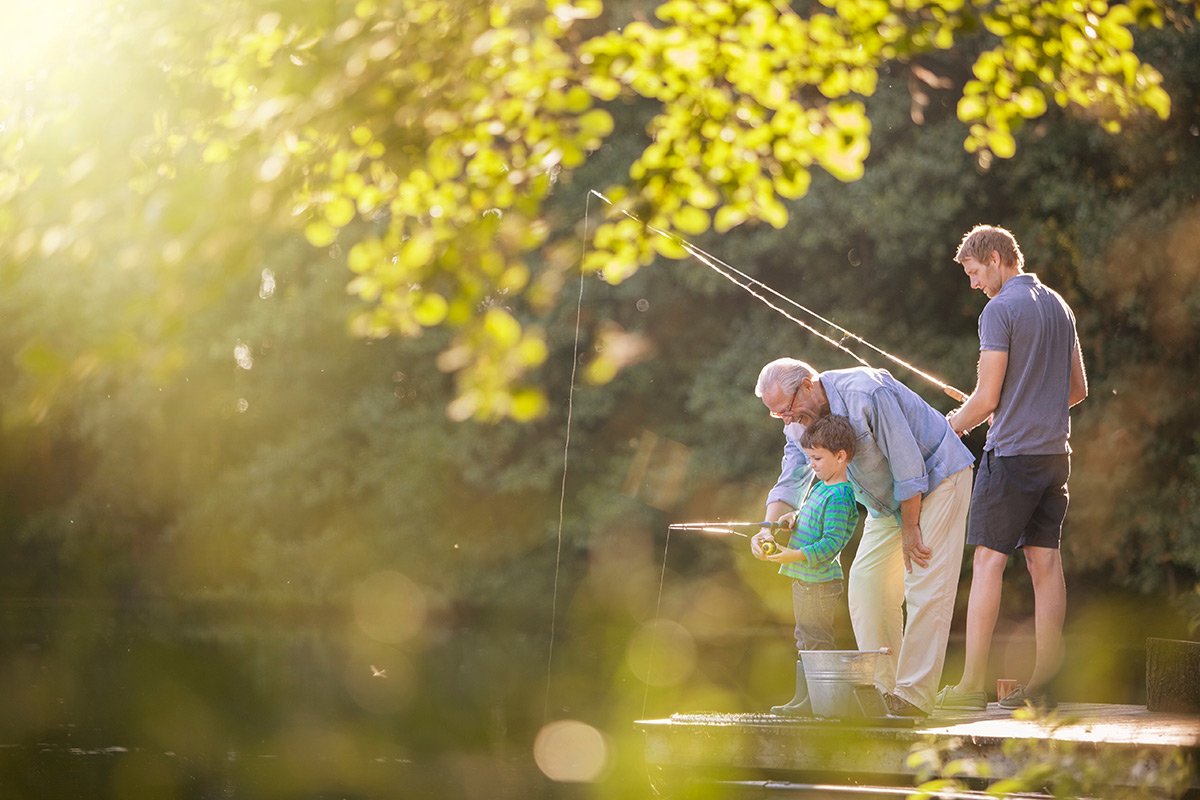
[750,533,774,560]
[766,545,804,564]
[776,510,799,529]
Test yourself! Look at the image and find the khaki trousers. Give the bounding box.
[848,466,972,712]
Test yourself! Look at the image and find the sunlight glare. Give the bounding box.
[0,0,101,83]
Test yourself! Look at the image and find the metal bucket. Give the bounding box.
[800,648,889,719]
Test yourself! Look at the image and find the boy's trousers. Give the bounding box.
[847,466,972,712]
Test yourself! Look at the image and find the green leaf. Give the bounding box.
[773,167,811,200]
[652,233,689,259]
[579,109,614,138]
[518,335,548,366]
[413,293,448,326]
[324,197,356,228]
[986,127,1017,158]
[713,204,748,232]
[1143,85,1171,119]
[483,308,521,347]
[305,220,337,247]
[672,205,710,235]
[1014,86,1047,117]
[759,197,788,229]
[399,232,435,270]
[584,352,619,384]
[509,388,547,421]
[16,341,66,378]
[202,140,231,163]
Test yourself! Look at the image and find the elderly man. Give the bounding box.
[752,359,974,716]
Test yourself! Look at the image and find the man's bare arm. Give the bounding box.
[948,350,1008,435]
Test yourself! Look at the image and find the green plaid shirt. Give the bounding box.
[779,480,858,583]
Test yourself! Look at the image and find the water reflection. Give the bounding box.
[0,603,638,799]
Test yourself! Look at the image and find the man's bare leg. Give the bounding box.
[953,546,1008,693]
[1023,545,1066,690]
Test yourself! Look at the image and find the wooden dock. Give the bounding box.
[637,703,1200,798]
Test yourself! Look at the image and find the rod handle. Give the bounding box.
[942,385,968,403]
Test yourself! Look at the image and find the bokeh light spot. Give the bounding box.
[234,341,254,370]
[352,570,427,644]
[533,719,609,783]
[626,618,696,687]
[258,268,277,299]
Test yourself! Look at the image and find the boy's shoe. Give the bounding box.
[934,685,988,711]
[998,685,1057,710]
[770,660,812,716]
[883,692,928,718]
[770,697,812,716]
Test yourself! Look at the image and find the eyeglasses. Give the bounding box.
[769,386,800,420]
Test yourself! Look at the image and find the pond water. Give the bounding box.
[0,602,649,800]
[0,587,1179,799]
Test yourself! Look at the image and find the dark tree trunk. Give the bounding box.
[1146,637,1200,713]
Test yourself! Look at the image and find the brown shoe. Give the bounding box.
[883,692,928,718]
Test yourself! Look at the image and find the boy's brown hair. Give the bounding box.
[800,414,857,460]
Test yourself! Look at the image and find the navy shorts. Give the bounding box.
[967,451,1070,554]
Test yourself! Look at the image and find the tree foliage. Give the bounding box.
[1,0,1195,419]
[1,0,1199,645]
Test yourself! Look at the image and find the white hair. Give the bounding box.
[755,358,817,398]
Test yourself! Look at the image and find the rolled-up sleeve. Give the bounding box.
[766,428,812,509]
[869,389,931,504]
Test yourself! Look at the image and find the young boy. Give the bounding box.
[756,414,860,715]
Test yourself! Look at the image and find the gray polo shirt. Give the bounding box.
[979,273,1079,456]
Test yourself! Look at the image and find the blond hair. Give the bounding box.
[955,225,1024,271]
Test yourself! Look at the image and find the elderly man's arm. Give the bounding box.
[869,388,938,572]
[755,500,798,559]
[755,433,811,559]
[899,495,930,572]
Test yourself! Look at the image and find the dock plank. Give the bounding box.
[637,703,1200,796]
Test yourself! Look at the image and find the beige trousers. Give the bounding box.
[848,466,972,712]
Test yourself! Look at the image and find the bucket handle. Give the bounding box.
[838,646,891,665]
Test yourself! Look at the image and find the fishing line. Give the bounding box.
[543,191,590,724]
[642,526,672,720]
[587,190,967,401]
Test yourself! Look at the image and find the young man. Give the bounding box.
[761,414,859,716]
[937,225,1088,711]
[753,358,974,717]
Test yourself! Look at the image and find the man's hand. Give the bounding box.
[756,503,797,559]
[946,410,966,437]
[901,523,932,572]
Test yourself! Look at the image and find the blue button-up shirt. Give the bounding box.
[766,368,974,519]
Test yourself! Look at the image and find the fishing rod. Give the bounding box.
[588,190,970,403]
[667,521,791,554]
